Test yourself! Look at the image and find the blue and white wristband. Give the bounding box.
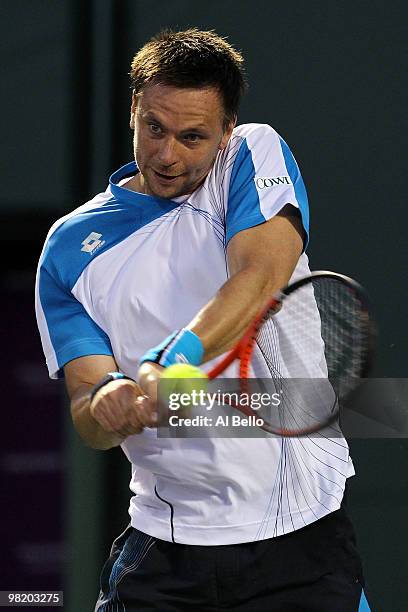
[139,329,204,368]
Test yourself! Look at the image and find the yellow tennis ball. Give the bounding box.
[159,364,208,405]
[161,363,208,380]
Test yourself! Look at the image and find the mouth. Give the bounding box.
[153,170,183,183]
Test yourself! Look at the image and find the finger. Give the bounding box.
[115,423,143,437]
[135,395,158,427]
[98,400,129,432]
[92,396,138,434]
[90,400,117,432]
[114,411,144,436]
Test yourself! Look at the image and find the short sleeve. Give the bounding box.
[35,258,113,379]
[226,124,309,247]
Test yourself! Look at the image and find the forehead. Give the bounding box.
[136,84,224,128]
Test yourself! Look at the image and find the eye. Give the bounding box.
[148,123,162,135]
[184,133,202,143]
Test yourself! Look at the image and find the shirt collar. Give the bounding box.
[109,161,191,205]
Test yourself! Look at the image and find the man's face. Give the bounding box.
[129,84,235,199]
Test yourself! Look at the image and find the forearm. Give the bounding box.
[187,264,279,362]
[70,384,125,450]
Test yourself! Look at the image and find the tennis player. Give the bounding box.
[35,29,370,611]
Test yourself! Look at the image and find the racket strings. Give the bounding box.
[252,329,338,436]
[312,279,369,395]
[244,277,370,436]
[271,279,368,384]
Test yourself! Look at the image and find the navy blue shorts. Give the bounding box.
[95,505,367,611]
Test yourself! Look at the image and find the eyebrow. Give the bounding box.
[142,111,209,133]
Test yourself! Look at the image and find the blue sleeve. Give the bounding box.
[36,260,113,379]
[226,124,309,248]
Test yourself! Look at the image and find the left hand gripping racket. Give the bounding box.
[205,271,375,437]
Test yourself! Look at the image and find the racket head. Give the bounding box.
[208,271,376,437]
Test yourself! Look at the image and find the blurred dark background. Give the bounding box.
[1,1,407,610]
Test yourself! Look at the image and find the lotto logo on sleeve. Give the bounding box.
[255,176,292,189]
[81,231,105,254]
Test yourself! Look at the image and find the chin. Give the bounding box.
[151,181,188,199]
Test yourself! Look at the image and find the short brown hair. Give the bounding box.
[130,28,247,128]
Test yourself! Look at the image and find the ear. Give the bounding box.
[219,116,236,150]
[130,91,138,130]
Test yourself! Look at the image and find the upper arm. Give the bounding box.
[227,205,304,285]
[64,354,118,399]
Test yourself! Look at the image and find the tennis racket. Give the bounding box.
[205,270,375,437]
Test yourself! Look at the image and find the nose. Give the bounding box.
[157,137,178,166]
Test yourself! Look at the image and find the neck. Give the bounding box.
[123,172,144,194]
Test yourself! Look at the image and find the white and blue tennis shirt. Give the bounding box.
[36,123,354,545]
